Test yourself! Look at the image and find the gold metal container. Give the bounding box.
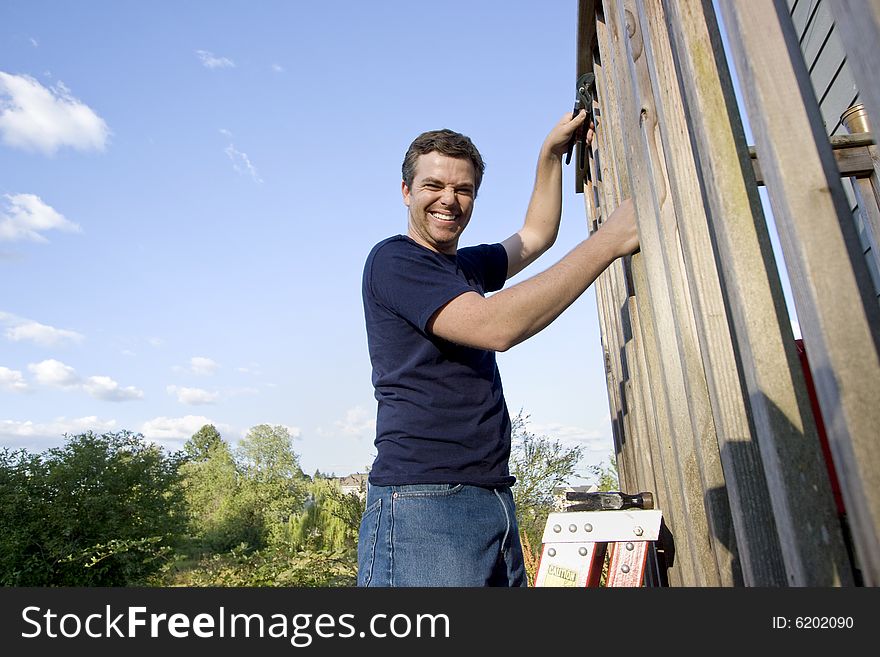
[840,103,871,134]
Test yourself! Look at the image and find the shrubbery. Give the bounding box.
[3,417,591,587]
[0,431,186,586]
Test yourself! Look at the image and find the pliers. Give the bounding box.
[564,72,597,180]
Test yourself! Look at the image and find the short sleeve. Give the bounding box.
[367,240,477,332]
[457,243,508,293]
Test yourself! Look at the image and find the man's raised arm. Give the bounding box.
[501,110,592,280]
[430,198,638,352]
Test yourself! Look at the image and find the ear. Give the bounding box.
[401,180,411,207]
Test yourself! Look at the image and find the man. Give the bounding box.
[358,109,638,586]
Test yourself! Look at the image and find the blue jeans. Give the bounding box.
[357,482,527,587]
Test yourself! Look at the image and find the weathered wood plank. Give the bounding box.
[604,0,729,586]
[626,0,743,586]
[751,143,876,183]
[666,0,853,585]
[853,177,880,291]
[594,8,693,586]
[638,0,788,586]
[586,51,639,495]
[597,150,641,492]
[719,0,880,586]
[591,23,641,495]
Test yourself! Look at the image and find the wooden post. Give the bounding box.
[718,0,879,585]
[663,0,853,585]
[603,0,732,586]
[593,7,693,586]
[588,80,668,517]
[635,0,788,586]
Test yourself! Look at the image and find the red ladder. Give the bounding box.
[534,505,662,587]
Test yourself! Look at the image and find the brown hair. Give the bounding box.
[401,129,485,194]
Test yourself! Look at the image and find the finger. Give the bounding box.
[562,109,586,125]
[585,127,595,145]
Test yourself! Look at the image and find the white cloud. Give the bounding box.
[0,416,118,443]
[271,63,284,73]
[224,144,263,184]
[141,415,225,441]
[28,358,79,387]
[190,356,219,375]
[0,193,81,243]
[29,38,39,48]
[147,336,164,347]
[318,405,375,440]
[526,417,610,456]
[167,384,218,405]
[0,71,110,154]
[141,416,234,453]
[0,366,28,392]
[196,50,235,69]
[84,375,144,401]
[26,359,143,401]
[1,310,84,346]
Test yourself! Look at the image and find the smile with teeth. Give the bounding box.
[429,211,457,222]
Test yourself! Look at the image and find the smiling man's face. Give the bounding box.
[403,151,476,255]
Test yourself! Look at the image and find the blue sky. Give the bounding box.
[1,1,624,479]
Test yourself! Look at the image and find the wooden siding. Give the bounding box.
[576,0,880,586]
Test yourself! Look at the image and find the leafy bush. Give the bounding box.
[168,543,357,587]
[0,431,186,586]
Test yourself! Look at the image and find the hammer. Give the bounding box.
[565,490,654,512]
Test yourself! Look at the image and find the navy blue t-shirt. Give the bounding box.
[362,235,514,487]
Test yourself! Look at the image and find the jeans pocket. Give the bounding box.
[393,483,465,498]
[357,497,382,586]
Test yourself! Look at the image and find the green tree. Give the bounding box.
[285,479,364,554]
[508,411,584,585]
[184,424,223,462]
[587,453,619,491]
[235,424,308,548]
[170,427,363,587]
[0,431,186,586]
[236,424,304,482]
[179,430,246,552]
[0,448,51,584]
